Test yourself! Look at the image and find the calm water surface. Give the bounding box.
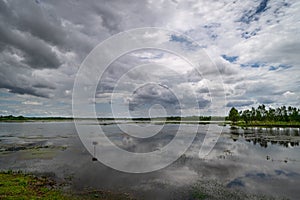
[0,121,299,199]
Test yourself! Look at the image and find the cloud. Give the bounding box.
[32,83,56,90]
[0,0,299,116]
[22,101,42,105]
[0,50,58,98]
[0,1,63,69]
[0,22,61,69]
[283,91,295,97]
[128,83,180,115]
[6,86,49,98]
[197,97,211,109]
[257,97,275,104]
[169,34,199,50]
[226,100,255,108]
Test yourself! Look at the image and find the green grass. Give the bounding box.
[192,190,208,200]
[0,171,68,200]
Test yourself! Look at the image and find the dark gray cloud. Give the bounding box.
[0,75,50,98]
[93,2,123,33]
[6,85,49,98]
[0,0,66,46]
[32,83,56,90]
[0,54,55,98]
[0,25,61,69]
[0,0,98,98]
[0,1,62,69]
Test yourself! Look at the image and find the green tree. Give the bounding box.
[229,107,239,124]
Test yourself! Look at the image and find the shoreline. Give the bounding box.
[233,121,300,128]
[1,119,300,128]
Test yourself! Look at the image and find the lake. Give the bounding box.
[0,121,299,199]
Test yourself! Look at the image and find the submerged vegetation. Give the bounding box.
[228,105,300,127]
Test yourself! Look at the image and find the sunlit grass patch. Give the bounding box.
[0,171,68,200]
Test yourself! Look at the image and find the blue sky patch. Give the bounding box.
[274,170,299,177]
[269,64,292,71]
[241,62,265,68]
[255,0,269,15]
[240,0,270,24]
[241,28,261,39]
[169,34,198,50]
[170,34,193,45]
[0,99,20,105]
[250,63,260,68]
[221,55,238,63]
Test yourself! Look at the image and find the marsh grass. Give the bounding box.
[0,170,68,200]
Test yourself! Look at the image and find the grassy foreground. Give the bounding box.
[0,171,67,200]
[0,171,134,200]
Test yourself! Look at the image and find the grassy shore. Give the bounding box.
[0,171,134,200]
[0,171,68,200]
[234,121,300,128]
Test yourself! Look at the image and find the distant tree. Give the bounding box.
[256,109,262,121]
[231,104,300,124]
[267,108,275,121]
[241,109,251,124]
[228,107,239,123]
[251,107,256,121]
[290,107,299,121]
[257,104,266,121]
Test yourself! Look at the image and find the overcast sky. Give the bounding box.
[0,0,299,117]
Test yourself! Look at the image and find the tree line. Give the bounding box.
[228,105,300,124]
[0,115,73,121]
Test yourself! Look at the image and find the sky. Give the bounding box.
[0,0,299,117]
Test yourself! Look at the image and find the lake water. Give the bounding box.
[0,121,299,199]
